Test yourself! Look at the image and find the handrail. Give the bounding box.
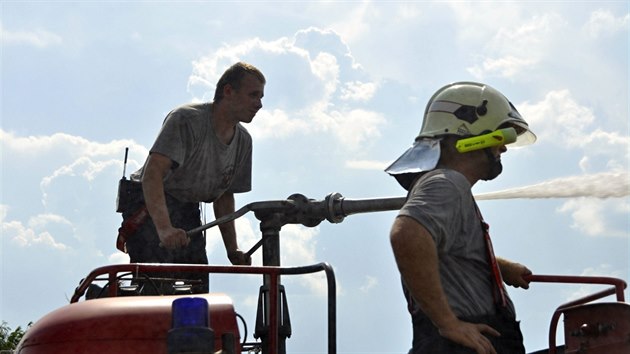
[524,274,627,354]
[72,262,337,354]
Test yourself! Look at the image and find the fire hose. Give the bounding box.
[185,193,406,257]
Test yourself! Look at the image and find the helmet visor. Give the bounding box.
[504,120,537,147]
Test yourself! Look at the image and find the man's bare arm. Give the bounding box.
[214,192,251,265]
[142,152,189,249]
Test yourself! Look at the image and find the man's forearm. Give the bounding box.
[143,176,170,230]
[141,154,173,232]
[213,192,238,253]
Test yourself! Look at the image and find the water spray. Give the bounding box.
[475,172,630,200]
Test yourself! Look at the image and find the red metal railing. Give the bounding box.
[525,274,627,354]
[71,262,337,354]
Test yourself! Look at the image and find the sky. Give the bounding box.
[1,1,629,353]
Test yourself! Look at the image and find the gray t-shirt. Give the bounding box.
[133,102,252,203]
[398,169,515,318]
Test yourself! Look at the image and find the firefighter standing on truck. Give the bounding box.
[117,62,265,294]
[387,82,536,354]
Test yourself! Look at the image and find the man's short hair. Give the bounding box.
[213,62,266,102]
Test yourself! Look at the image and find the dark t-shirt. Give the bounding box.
[398,169,515,318]
[132,102,252,203]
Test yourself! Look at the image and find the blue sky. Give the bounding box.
[1,1,629,353]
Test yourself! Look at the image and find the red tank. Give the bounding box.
[15,293,240,354]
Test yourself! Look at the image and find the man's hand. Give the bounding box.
[498,258,532,289]
[227,249,252,265]
[438,318,501,354]
[157,226,190,249]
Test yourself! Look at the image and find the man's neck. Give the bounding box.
[212,102,237,145]
[438,159,481,187]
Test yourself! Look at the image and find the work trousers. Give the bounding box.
[409,312,526,354]
[125,193,209,294]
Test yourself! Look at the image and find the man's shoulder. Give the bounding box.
[163,103,210,129]
[170,102,209,117]
[412,169,470,196]
[424,169,468,184]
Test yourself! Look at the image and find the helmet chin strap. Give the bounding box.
[481,148,503,181]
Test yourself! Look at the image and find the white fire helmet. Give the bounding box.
[385,82,536,187]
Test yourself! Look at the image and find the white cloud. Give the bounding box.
[328,2,372,44]
[464,10,567,79]
[340,81,377,102]
[2,219,68,250]
[0,205,7,223]
[188,36,310,102]
[493,13,566,52]
[0,23,63,48]
[310,52,340,101]
[311,108,386,151]
[279,224,329,296]
[2,206,79,251]
[583,10,630,38]
[108,251,130,264]
[2,131,148,189]
[248,109,311,140]
[281,224,319,266]
[521,89,595,146]
[0,130,148,213]
[187,29,385,151]
[518,90,629,173]
[557,198,629,238]
[566,264,626,302]
[2,130,84,156]
[40,157,121,208]
[1,130,150,260]
[468,55,538,79]
[359,275,378,293]
[1,130,148,164]
[28,213,73,230]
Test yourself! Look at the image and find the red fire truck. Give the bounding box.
[13,193,630,354]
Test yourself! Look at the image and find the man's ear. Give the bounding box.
[222,83,234,98]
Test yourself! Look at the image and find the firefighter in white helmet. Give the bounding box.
[387,82,536,354]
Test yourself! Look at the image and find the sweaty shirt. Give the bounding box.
[132,102,252,203]
[398,168,515,318]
